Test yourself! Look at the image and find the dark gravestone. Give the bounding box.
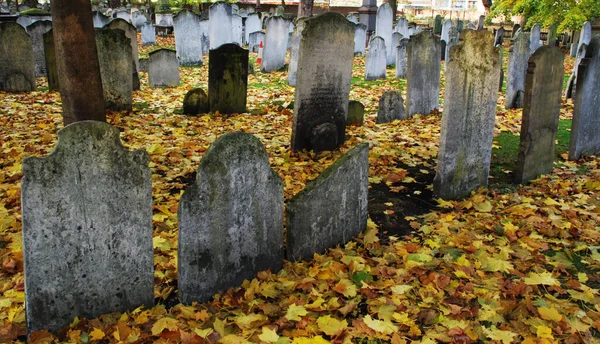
[365,36,386,81]
[505,32,530,109]
[433,30,501,200]
[106,19,140,91]
[139,57,149,73]
[569,35,600,160]
[477,15,485,30]
[26,20,52,77]
[395,38,409,78]
[148,49,180,88]
[512,24,520,38]
[183,88,209,115]
[347,100,365,126]
[406,31,441,117]
[291,12,354,153]
[494,27,504,46]
[178,132,284,304]
[173,9,203,66]
[208,44,248,114]
[433,15,442,35]
[22,121,154,334]
[43,29,58,91]
[96,28,133,111]
[547,24,557,47]
[440,40,447,61]
[377,90,406,123]
[514,46,564,183]
[286,143,369,261]
[0,22,35,92]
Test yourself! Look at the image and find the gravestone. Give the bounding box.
[173,10,203,66]
[569,35,600,160]
[406,31,441,117]
[578,21,592,52]
[183,88,209,115]
[347,13,359,24]
[395,38,409,78]
[395,17,409,38]
[440,40,447,61]
[467,23,476,30]
[155,12,173,27]
[456,20,464,32]
[354,23,367,56]
[565,44,588,99]
[141,21,155,46]
[529,23,541,52]
[477,15,485,30]
[547,24,557,47]
[209,2,233,49]
[441,19,452,43]
[512,24,520,37]
[26,20,52,77]
[377,90,406,123]
[570,43,578,57]
[391,32,402,51]
[139,57,148,73]
[261,16,290,72]
[505,32,531,109]
[115,9,130,22]
[148,49,180,88]
[200,19,210,55]
[0,22,35,92]
[178,132,284,304]
[22,121,154,334]
[286,143,369,261]
[209,44,248,114]
[365,36,386,80]
[445,27,459,61]
[43,29,58,91]
[106,19,140,91]
[376,3,394,65]
[514,46,564,183]
[347,100,365,126]
[96,28,133,111]
[92,11,110,28]
[248,31,265,53]
[288,17,308,86]
[245,13,261,45]
[275,5,284,16]
[232,14,243,46]
[131,11,146,30]
[494,27,504,46]
[433,15,442,35]
[292,12,354,153]
[434,30,501,200]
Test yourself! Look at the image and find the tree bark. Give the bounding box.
[298,0,313,17]
[109,0,121,9]
[51,0,106,125]
[389,0,397,21]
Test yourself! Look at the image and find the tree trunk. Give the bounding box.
[298,0,313,17]
[51,0,106,125]
[389,0,397,21]
[109,0,120,9]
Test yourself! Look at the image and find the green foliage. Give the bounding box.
[19,8,50,16]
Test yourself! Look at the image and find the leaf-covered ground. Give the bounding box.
[0,35,599,343]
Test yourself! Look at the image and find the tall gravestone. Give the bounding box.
[406,31,441,117]
[209,2,233,49]
[433,15,442,35]
[477,15,485,30]
[96,28,133,111]
[529,23,541,52]
[434,30,501,200]
[199,19,210,55]
[354,23,367,56]
[395,38,409,78]
[92,11,110,28]
[22,121,154,334]
[547,24,557,47]
[26,20,52,78]
[261,16,290,72]
[0,22,35,92]
[245,13,261,45]
[148,49,180,88]
[395,17,409,37]
[578,21,592,52]
[445,27,459,61]
[106,19,140,91]
[232,14,243,46]
[514,46,564,183]
[248,31,265,53]
[173,10,203,66]
[505,32,531,109]
[365,36,386,80]
[391,32,402,51]
[512,24,520,37]
[569,35,600,160]
[441,19,452,44]
[209,44,248,114]
[43,29,58,91]
[286,143,369,261]
[376,3,394,65]
[288,18,308,86]
[292,12,354,153]
[141,21,155,46]
[178,132,284,304]
[494,27,504,46]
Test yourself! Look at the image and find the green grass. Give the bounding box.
[351,76,388,88]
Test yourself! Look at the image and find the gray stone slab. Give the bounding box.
[565,44,588,99]
[406,31,441,117]
[92,11,111,28]
[514,46,564,183]
[132,11,146,30]
[347,100,364,126]
[547,24,557,47]
[569,35,600,160]
[248,31,264,53]
[505,32,531,109]
[141,21,155,46]
[445,27,459,61]
[395,17,409,38]
[0,22,35,92]
[173,10,203,66]
[245,13,261,46]
[376,2,394,65]
[286,142,369,261]
[95,28,133,111]
[178,132,284,304]
[291,12,354,153]
[530,23,541,52]
[232,14,243,46]
[106,19,140,90]
[208,44,248,114]
[365,36,386,80]
[377,90,406,123]
[441,19,452,44]
[22,121,154,334]
[26,20,52,78]
[395,38,408,78]
[148,48,180,88]
[433,30,501,200]
[261,16,290,72]
[288,17,307,86]
[578,21,592,52]
[209,2,233,49]
[42,29,58,91]
[494,27,504,46]
[200,19,209,55]
[354,23,366,56]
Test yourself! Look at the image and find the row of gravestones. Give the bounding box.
[22,121,369,335]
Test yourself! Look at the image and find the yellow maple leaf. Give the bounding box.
[285,304,308,321]
[481,257,514,273]
[332,279,357,298]
[317,315,347,336]
[292,336,330,344]
[523,272,560,286]
[536,325,554,339]
[474,200,492,213]
[151,317,179,335]
[538,307,562,322]
[543,198,560,206]
[482,325,517,344]
[436,198,454,208]
[258,327,280,343]
[234,313,268,329]
[363,315,397,335]
[89,327,105,341]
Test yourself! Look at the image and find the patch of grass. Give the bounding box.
[556,119,571,157]
[351,76,387,88]
[19,8,50,16]
[489,131,519,191]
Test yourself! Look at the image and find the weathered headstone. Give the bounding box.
[391,32,402,51]
[232,14,243,46]
[547,24,557,47]
[183,88,209,115]
[208,44,248,114]
[141,21,155,46]
[200,19,210,55]
[477,15,485,30]
[565,43,588,99]
[288,17,308,86]
[395,38,409,78]
[376,2,394,65]
[148,49,180,88]
[512,24,520,37]
[22,121,154,334]
[173,10,203,66]
[445,27,459,61]
[505,32,531,109]
[26,20,52,78]
[286,142,369,261]
[115,9,130,22]
[395,17,409,38]
[570,43,578,58]
[529,23,541,52]
[106,19,140,91]
[354,23,367,56]
[377,90,406,123]
[514,46,564,183]
[433,15,442,35]
[92,10,111,28]
[0,22,35,92]
[96,28,133,111]
[347,100,365,126]
[406,31,441,117]
[245,13,261,45]
[365,36,386,80]
[440,40,447,61]
[275,5,284,16]
[131,11,146,30]
[209,2,233,49]
[347,13,359,24]
[292,12,355,153]
[434,30,501,200]
[261,16,290,72]
[578,21,592,52]
[42,29,58,91]
[456,20,464,32]
[248,31,265,53]
[178,132,284,304]
[494,27,504,46]
[441,19,452,43]
[569,35,600,160]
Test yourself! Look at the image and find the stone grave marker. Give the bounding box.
[96,28,133,111]
[173,10,203,66]
[570,43,578,57]
[22,121,154,334]
[92,11,111,28]
[547,24,557,46]
[514,46,564,183]
[115,9,130,22]
[477,15,485,30]
[347,13,359,24]
[141,21,155,46]
[208,44,248,114]
[286,143,369,261]
[456,20,464,32]
[232,14,243,46]
[248,31,265,53]
[395,38,409,78]
[365,36,386,80]
[433,15,442,35]
[391,32,402,51]
[148,49,180,88]
[245,13,261,45]
[441,19,452,43]
[494,26,504,46]
[131,11,146,30]
[288,17,308,86]
[347,100,365,126]
[433,30,500,200]
[395,17,409,37]
[106,19,140,91]
[43,29,58,91]
[178,132,284,304]
[530,23,541,52]
[183,88,209,115]
[200,19,210,55]
[565,44,588,99]
[0,22,35,92]
[466,23,476,30]
[209,2,233,49]
[261,16,290,72]
[512,24,520,37]
[578,21,592,52]
[376,3,394,65]
[445,27,459,61]
[26,20,52,78]
[505,32,531,109]
[406,31,441,117]
[377,90,406,123]
[354,23,366,56]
